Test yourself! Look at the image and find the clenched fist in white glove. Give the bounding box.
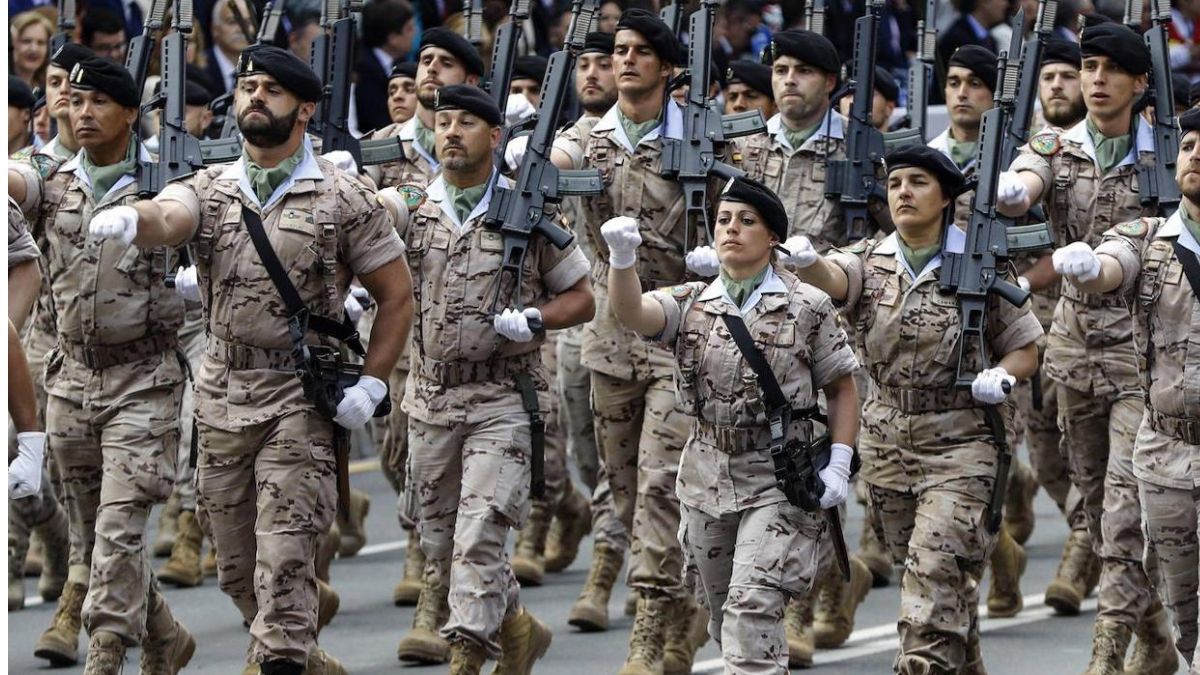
[175,265,201,302]
[504,134,529,172]
[322,150,358,175]
[818,442,854,510]
[505,93,537,126]
[996,171,1029,207]
[601,216,642,270]
[9,432,45,499]
[333,375,387,429]
[685,246,720,277]
[1052,241,1102,282]
[971,366,1016,404]
[779,235,819,268]
[493,307,543,342]
[344,285,371,324]
[89,205,139,246]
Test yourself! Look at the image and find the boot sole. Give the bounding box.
[1043,584,1083,616]
[392,582,421,607]
[513,561,545,587]
[158,570,204,588]
[567,605,609,633]
[397,643,450,665]
[34,644,78,667]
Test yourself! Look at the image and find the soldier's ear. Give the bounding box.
[296,101,317,124]
[466,73,481,86]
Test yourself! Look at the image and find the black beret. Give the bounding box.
[389,61,418,81]
[512,54,548,83]
[884,145,966,196]
[727,60,773,99]
[434,83,503,126]
[236,44,323,102]
[581,31,614,55]
[1081,23,1150,75]
[1172,73,1191,109]
[185,77,212,106]
[1180,107,1200,134]
[419,27,485,77]
[9,76,36,110]
[721,176,789,241]
[948,45,998,92]
[874,66,899,103]
[50,43,94,72]
[765,30,839,75]
[69,57,141,108]
[1041,38,1081,68]
[616,9,684,66]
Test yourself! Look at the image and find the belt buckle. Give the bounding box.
[82,347,101,370]
[1185,421,1200,446]
[899,389,917,413]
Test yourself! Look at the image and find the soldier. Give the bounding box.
[602,176,860,672]
[999,22,1178,674]
[835,65,899,132]
[510,55,549,107]
[87,44,414,674]
[1052,107,1200,671]
[397,83,593,673]
[1036,39,1086,132]
[723,60,776,120]
[792,145,1042,673]
[387,62,418,126]
[9,75,37,156]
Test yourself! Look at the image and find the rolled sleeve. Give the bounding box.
[806,294,859,389]
[1009,147,1052,191]
[156,181,201,226]
[9,160,43,216]
[542,246,590,294]
[826,250,866,309]
[1096,233,1145,297]
[648,289,684,345]
[8,202,40,265]
[988,298,1045,356]
[553,123,586,170]
[340,183,407,277]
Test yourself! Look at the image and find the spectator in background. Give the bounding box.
[597,0,625,34]
[936,0,1005,72]
[355,0,418,134]
[717,0,771,60]
[285,0,323,65]
[1170,0,1200,81]
[82,8,129,64]
[86,0,145,38]
[8,76,36,156]
[204,0,253,95]
[10,11,53,90]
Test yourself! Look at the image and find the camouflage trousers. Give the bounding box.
[557,327,600,490]
[680,501,825,673]
[196,410,338,666]
[868,477,996,674]
[409,412,533,658]
[382,366,413,526]
[591,367,692,596]
[9,468,66,575]
[170,310,206,512]
[538,335,572,511]
[1058,385,1153,627]
[1139,474,1200,667]
[1013,366,1086,530]
[47,380,182,644]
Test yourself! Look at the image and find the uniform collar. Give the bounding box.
[592,100,685,153]
[876,225,967,281]
[217,135,324,210]
[1064,115,1155,170]
[928,128,977,174]
[1162,208,1200,257]
[399,114,439,168]
[60,142,152,200]
[766,109,845,152]
[425,170,510,230]
[697,264,788,314]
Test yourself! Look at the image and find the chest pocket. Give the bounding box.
[47,191,86,271]
[928,292,965,367]
[275,207,321,274]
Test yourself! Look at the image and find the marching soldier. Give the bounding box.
[387,62,418,127]
[87,44,414,674]
[1036,39,1087,132]
[723,60,776,120]
[835,65,899,132]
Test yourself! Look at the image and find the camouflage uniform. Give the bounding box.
[827,227,1043,672]
[647,265,858,671]
[363,118,439,190]
[1010,120,1160,629]
[156,141,405,665]
[35,145,187,644]
[400,173,589,656]
[1095,212,1200,665]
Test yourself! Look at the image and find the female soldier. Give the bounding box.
[788,145,1043,674]
[599,176,861,672]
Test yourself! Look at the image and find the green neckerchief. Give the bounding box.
[414,116,436,160]
[618,109,661,148]
[1086,117,1133,176]
[782,119,822,151]
[243,142,306,206]
[947,135,978,169]
[444,180,488,224]
[1180,206,1200,245]
[80,140,138,201]
[719,264,770,308]
[897,236,942,278]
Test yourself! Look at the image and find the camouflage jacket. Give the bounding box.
[363,116,438,190]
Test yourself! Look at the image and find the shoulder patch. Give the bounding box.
[843,239,870,254]
[397,184,426,210]
[1030,129,1061,156]
[670,285,692,300]
[1116,218,1150,238]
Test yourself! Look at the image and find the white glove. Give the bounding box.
[1051,241,1102,282]
[971,366,1016,404]
[600,216,642,270]
[685,246,720,277]
[504,134,529,172]
[779,235,819,268]
[9,432,45,500]
[1017,275,1031,292]
[493,307,543,342]
[88,205,139,246]
[376,187,412,232]
[996,171,1029,207]
[505,93,537,126]
[333,375,387,429]
[344,285,371,324]
[175,265,201,302]
[323,150,358,175]
[818,442,853,510]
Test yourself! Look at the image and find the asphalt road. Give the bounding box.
[9,461,1173,674]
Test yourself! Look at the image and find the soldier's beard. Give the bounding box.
[417,91,437,110]
[1044,97,1086,128]
[581,90,618,116]
[238,105,299,148]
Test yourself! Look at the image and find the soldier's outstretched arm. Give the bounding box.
[600,216,666,336]
[131,198,199,248]
[8,320,39,434]
[997,341,1040,382]
[357,257,414,382]
[822,373,860,449]
[536,276,595,331]
[8,169,28,208]
[1051,241,1124,295]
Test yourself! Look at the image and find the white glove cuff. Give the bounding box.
[609,249,638,270]
[828,442,854,477]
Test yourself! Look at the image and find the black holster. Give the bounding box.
[515,373,545,500]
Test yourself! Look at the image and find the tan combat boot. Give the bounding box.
[449,640,489,675]
[568,541,624,632]
[1046,529,1096,616]
[491,606,553,675]
[158,510,204,588]
[34,580,87,666]
[986,526,1027,618]
[37,505,70,602]
[140,613,196,674]
[785,594,814,669]
[619,594,670,675]
[512,499,552,587]
[305,647,348,675]
[814,557,872,648]
[336,489,370,558]
[394,530,425,606]
[317,579,340,633]
[662,596,708,675]
[1083,620,1134,675]
[153,492,182,557]
[316,523,340,583]
[1125,605,1179,675]
[1003,461,1039,545]
[82,630,126,675]
[397,579,451,664]
[544,482,592,573]
[856,517,893,588]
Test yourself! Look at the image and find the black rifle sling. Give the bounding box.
[719,313,788,413]
[1174,240,1200,299]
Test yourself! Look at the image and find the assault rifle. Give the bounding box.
[464,0,484,48]
[1129,0,1182,213]
[125,0,167,99]
[1004,0,1057,166]
[900,0,936,142]
[660,0,684,36]
[660,0,766,253]
[314,0,363,164]
[485,0,532,111]
[50,0,76,55]
[803,0,825,35]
